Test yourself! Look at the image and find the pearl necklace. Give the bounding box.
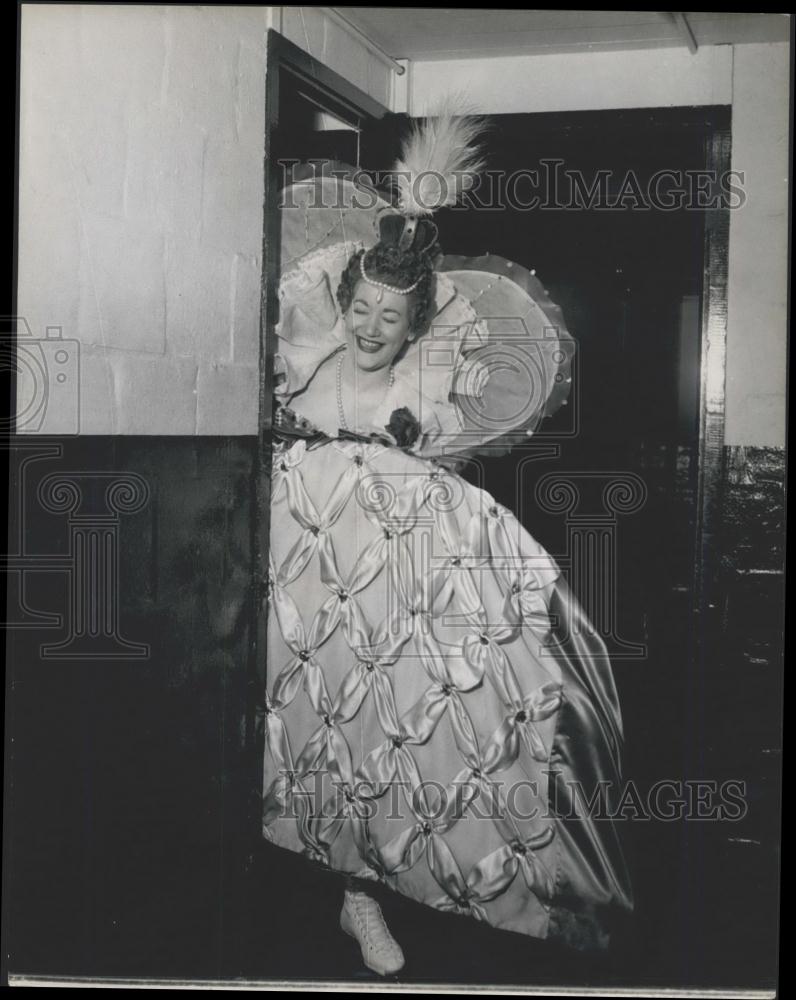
[336,345,395,431]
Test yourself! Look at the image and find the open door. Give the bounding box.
[249,28,391,843]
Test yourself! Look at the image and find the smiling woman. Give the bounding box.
[335,231,437,428]
[348,281,416,364]
[279,221,439,446]
[340,239,437,338]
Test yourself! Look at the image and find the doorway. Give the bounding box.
[252,33,750,987]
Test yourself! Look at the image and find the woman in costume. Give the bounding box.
[261,106,633,976]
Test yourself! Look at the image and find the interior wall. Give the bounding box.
[408,46,733,114]
[725,43,789,447]
[408,43,789,448]
[17,4,271,435]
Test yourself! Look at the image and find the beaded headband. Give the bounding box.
[359,253,422,301]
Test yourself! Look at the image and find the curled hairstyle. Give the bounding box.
[336,245,436,335]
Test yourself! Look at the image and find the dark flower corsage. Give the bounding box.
[273,402,329,448]
[385,407,422,449]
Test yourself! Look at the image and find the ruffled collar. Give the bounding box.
[274,258,493,460]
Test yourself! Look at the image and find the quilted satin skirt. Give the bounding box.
[261,435,633,949]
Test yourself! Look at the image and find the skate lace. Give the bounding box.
[347,892,395,950]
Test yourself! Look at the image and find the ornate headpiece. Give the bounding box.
[359,98,487,298]
[359,254,422,296]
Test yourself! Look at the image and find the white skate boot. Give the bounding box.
[340,889,405,976]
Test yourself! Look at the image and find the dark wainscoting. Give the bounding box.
[5,436,260,979]
[615,443,783,992]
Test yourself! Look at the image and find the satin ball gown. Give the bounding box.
[260,368,633,950]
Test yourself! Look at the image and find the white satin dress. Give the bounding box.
[261,328,633,949]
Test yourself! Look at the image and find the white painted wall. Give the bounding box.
[409,43,789,448]
[18,4,270,434]
[725,43,789,447]
[16,3,390,435]
[408,46,733,115]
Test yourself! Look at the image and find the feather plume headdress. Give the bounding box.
[367,97,488,259]
[391,96,487,218]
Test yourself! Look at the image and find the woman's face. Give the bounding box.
[345,280,413,372]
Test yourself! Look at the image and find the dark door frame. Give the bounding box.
[258,29,390,453]
[247,29,390,842]
[694,125,731,614]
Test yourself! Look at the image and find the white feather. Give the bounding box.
[391,96,488,217]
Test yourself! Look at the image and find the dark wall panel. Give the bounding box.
[5,436,258,978]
